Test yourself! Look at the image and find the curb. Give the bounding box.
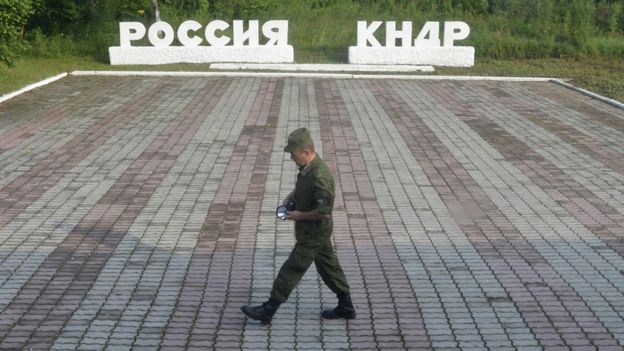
[210,63,436,73]
[1,71,621,112]
[70,70,556,81]
[551,79,624,111]
[71,70,353,79]
[0,73,68,105]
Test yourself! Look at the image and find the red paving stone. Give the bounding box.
[163,79,282,349]
[369,79,596,349]
[0,78,231,349]
[0,76,623,350]
[316,79,430,350]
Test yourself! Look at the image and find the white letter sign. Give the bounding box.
[233,20,259,46]
[112,19,474,67]
[262,20,288,46]
[350,20,474,67]
[444,21,470,47]
[119,22,146,47]
[357,21,382,47]
[148,22,175,47]
[109,20,294,65]
[205,20,230,46]
[385,21,412,48]
[414,21,440,47]
[178,20,203,47]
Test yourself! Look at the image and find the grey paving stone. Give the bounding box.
[1,77,623,350]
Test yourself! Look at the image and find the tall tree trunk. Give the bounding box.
[151,0,161,22]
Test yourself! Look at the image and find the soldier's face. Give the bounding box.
[290,148,308,167]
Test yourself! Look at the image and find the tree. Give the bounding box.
[0,0,39,65]
[151,0,161,21]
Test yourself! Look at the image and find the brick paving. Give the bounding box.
[0,76,623,350]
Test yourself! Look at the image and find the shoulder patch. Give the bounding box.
[316,198,329,205]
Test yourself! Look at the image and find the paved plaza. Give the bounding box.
[0,75,623,350]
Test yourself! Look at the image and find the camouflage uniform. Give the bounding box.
[241,127,355,324]
[270,154,350,303]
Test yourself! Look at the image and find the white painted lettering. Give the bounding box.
[262,20,288,46]
[148,22,175,47]
[414,21,441,47]
[350,20,474,67]
[357,21,382,47]
[119,22,146,47]
[205,20,231,46]
[444,21,470,47]
[119,20,290,48]
[178,20,203,47]
[355,20,470,48]
[385,21,412,47]
[233,20,259,46]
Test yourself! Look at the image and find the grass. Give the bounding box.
[1,56,623,104]
[3,0,624,101]
[3,0,623,103]
[439,58,624,103]
[0,56,210,93]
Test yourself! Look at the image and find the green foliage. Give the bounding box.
[161,0,210,16]
[208,0,277,18]
[597,0,624,34]
[411,0,489,15]
[609,2,623,34]
[0,0,40,66]
[563,0,595,46]
[2,0,623,64]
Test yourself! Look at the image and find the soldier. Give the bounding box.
[241,127,356,324]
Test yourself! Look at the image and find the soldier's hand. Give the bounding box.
[286,210,329,222]
[286,210,302,221]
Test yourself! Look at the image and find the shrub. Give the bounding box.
[10,0,624,63]
[563,0,595,46]
[0,0,39,66]
[208,0,277,18]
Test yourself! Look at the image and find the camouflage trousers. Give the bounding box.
[270,236,350,303]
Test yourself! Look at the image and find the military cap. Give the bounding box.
[284,127,314,152]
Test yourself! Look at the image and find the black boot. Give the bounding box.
[321,292,356,320]
[241,299,280,324]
